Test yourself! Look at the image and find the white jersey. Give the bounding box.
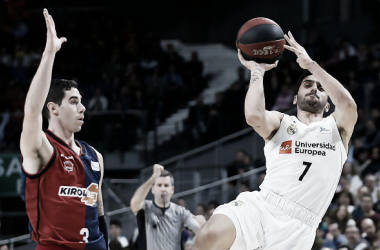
[260,114,347,218]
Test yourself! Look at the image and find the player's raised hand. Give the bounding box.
[152,164,164,180]
[238,49,278,73]
[284,31,313,70]
[43,8,67,54]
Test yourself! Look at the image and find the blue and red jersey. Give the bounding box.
[21,130,106,250]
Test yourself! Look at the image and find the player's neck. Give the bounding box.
[296,109,323,125]
[48,124,77,149]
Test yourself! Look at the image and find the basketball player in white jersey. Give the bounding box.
[193,32,357,250]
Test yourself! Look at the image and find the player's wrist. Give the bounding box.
[307,61,315,73]
[250,68,264,77]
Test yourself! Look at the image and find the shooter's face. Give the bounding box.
[294,75,329,114]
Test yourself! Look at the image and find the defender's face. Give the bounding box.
[152,176,174,203]
[294,75,329,114]
[58,88,86,132]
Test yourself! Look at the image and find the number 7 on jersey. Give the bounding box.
[299,161,312,181]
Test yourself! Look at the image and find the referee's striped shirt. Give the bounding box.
[135,200,201,250]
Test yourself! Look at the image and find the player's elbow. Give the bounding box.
[337,94,357,112]
[245,113,264,127]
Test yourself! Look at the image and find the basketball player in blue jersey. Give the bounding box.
[20,9,108,250]
[193,31,357,250]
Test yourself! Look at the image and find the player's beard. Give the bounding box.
[297,94,327,114]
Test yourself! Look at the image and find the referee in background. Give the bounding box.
[131,164,206,250]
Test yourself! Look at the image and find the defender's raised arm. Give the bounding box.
[20,9,67,174]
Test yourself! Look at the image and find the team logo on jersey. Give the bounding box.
[60,153,74,160]
[229,200,244,207]
[319,126,332,134]
[279,140,292,154]
[287,124,298,135]
[64,161,74,172]
[58,183,99,207]
[91,161,100,171]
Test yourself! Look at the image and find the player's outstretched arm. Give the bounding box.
[238,50,283,141]
[284,31,357,145]
[20,9,67,174]
[130,164,164,214]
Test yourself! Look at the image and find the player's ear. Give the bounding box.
[171,186,175,194]
[151,184,155,195]
[293,95,297,105]
[324,102,330,112]
[48,102,59,116]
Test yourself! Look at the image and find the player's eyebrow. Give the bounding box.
[303,80,320,85]
[69,96,82,100]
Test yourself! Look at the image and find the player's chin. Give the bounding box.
[73,125,83,133]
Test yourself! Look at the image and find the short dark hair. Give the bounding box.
[295,69,312,92]
[110,219,122,228]
[160,170,174,186]
[42,79,78,120]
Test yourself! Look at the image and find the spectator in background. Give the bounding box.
[110,219,130,250]
[206,92,225,142]
[109,240,123,250]
[362,147,380,177]
[177,198,186,208]
[184,51,204,97]
[330,205,355,234]
[363,174,379,203]
[351,186,370,222]
[360,218,377,246]
[373,189,380,213]
[162,63,186,117]
[206,200,219,220]
[342,161,363,197]
[323,222,348,250]
[362,120,380,149]
[345,225,370,250]
[271,84,294,112]
[355,193,380,226]
[195,204,206,217]
[88,88,108,111]
[183,94,209,146]
[335,191,355,214]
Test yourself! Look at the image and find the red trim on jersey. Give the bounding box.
[22,146,57,179]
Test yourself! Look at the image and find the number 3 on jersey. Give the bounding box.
[80,228,89,243]
[299,161,312,181]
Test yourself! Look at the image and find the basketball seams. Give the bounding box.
[237,17,280,40]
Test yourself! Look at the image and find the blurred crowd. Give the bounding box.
[0,3,209,153]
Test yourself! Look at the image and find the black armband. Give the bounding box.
[99,215,108,249]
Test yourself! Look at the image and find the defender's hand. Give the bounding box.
[238,49,278,73]
[284,31,313,70]
[43,8,67,54]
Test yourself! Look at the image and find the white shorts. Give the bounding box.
[212,188,320,250]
